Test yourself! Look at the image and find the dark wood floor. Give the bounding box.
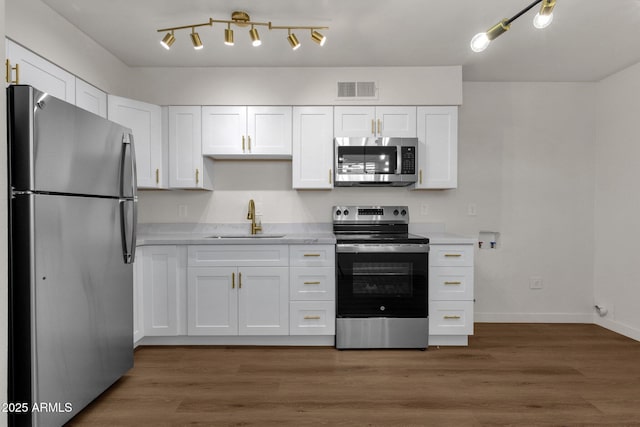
[67,323,640,426]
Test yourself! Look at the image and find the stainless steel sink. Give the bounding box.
[206,234,286,239]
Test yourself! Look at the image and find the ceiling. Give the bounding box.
[40,0,640,82]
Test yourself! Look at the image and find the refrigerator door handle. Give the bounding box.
[120,199,137,264]
[120,132,138,200]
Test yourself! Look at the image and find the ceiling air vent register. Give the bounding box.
[337,81,378,100]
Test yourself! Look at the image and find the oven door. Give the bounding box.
[336,244,428,318]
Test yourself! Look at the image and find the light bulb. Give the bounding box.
[470,32,490,52]
[533,12,553,29]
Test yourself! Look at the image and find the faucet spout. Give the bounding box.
[247,199,262,235]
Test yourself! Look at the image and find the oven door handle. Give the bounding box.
[336,244,429,253]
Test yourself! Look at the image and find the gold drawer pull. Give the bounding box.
[419,169,423,185]
[371,119,375,135]
[155,168,160,184]
[444,315,461,320]
[444,281,462,285]
[377,119,382,135]
[195,168,200,184]
[329,169,332,184]
[248,135,252,152]
[304,315,321,320]
[232,272,235,289]
[444,254,462,257]
[304,281,321,285]
[242,135,245,151]
[304,254,321,257]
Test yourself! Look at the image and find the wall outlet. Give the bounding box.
[529,276,543,290]
[420,203,429,216]
[467,203,477,216]
[178,205,188,218]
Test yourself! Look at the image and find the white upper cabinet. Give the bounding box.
[168,106,212,190]
[202,106,292,158]
[75,79,107,118]
[6,39,75,103]
[334,106,416,138]
[108,95,166,189]
[415,106,458,189]
[292,107,334,189]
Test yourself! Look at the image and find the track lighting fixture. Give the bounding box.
[224,24,234,46]
[156,11,328,52]
[471,0,557,52]
[250,26,261,47]
[190,29,203,50]
[287,30,300,50]
[160,31,175,50]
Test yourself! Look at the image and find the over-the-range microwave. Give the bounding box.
[334,137,418,187]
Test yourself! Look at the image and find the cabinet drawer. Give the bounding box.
[429,266,474,301]
[289,301,335,335]
[290,267,336,301]
[430,244,474,267]
[429,301,474,335]
[188,245,288,267]
[289,245,335,267]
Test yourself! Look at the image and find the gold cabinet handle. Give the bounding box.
[232,272,235,289]
[242,135,246,152]
[445,254,462,257]
[195,168,200,185]
[304,254,321,257]
[329,169,332,184]
[377,119,382,135]
[303,281,321,285]
[239,272,242,289]
[444,281,462,285]
[419,169,423,185]
[248,135,252,152]
[371,119,375,135]
[5,59,19,84]
[155,168,160,184]
[444,315,461,320]
[304,315,321,320]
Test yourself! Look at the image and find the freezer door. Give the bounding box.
[8,85,134,198]
[9,193,133,426]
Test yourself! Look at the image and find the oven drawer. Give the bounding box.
[429,266,474,300]
[429,301,474,335]
[290,245,335,267]
[430,244,474,267]
[290,301,336,335]
[290,267,336,301]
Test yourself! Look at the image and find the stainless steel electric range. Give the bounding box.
[333,206,429,349]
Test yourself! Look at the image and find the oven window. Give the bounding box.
[353,262,413,296]
[336,251,427,318]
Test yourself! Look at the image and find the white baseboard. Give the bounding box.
[475,312,595,323]
[594,316,640,342]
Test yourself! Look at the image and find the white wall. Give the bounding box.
[138,81,597,323]
[594,62,640,341]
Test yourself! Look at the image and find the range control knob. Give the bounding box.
[380,306,386,311]
[401,209,407,216]
[343,209,350,216]
[393,209,399,216]
[335,210,342,216]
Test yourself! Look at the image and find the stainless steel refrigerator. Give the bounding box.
[7,85,137,426]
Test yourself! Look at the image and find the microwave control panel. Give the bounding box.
[401,147,416,174]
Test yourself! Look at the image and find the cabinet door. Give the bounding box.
[108,95,165,189]
[168,106,204,188]
[247,106,292,157]
[187,267,238,335]
[334,106,375,137]
[202,106,246,156]
[376,106,416,137]
[292,107,334,189]
[141,246,181,336]
[75,79,107,118]
[6,40,75,102]
[238,267,289,335]
[415,106,458,189]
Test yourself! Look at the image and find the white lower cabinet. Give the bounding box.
[429,243,474,345]
[187,246,290,336]
[139,245,187,336]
